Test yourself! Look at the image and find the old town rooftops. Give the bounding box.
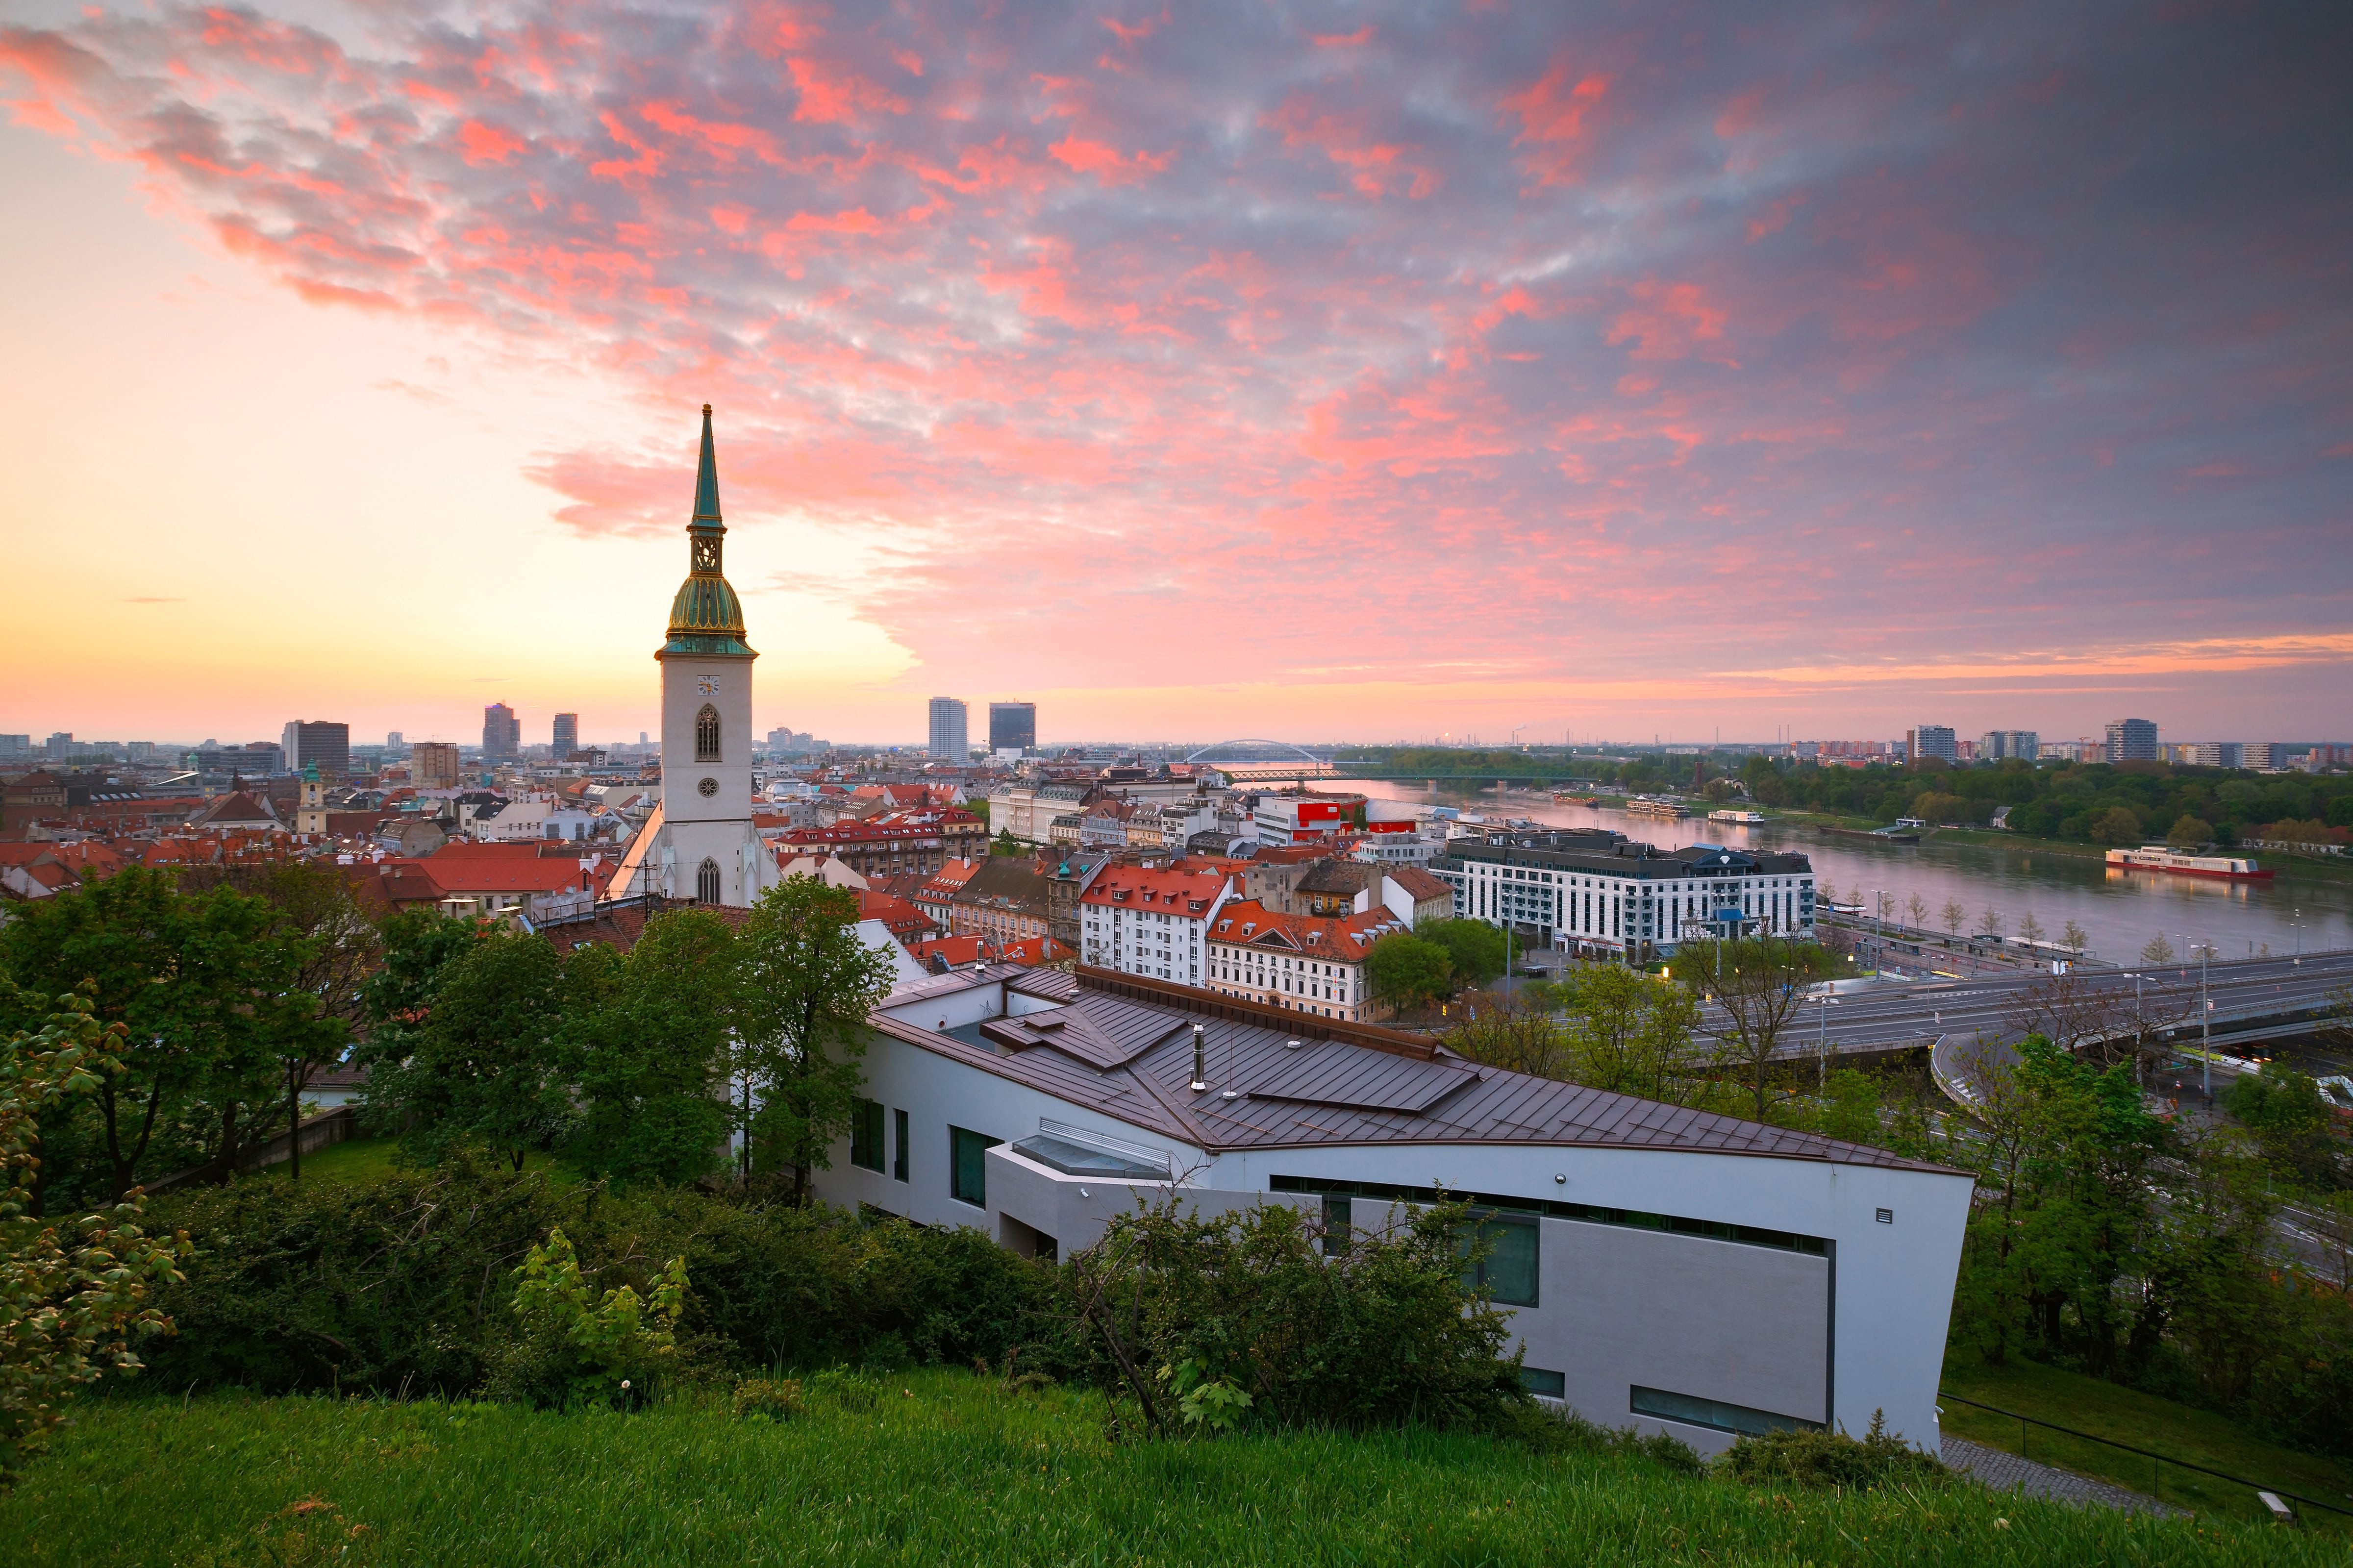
[1079,864,1230,914]
[1208,898,1402,955]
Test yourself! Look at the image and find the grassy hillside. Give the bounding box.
[1940,1359,2353,1532]
[1,1370,2336,1567]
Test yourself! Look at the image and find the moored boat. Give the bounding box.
[2105,845,2272,881]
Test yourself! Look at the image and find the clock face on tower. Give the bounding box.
[698,675,720,695]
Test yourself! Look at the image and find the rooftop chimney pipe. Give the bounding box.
[1190,1023,1207,1092]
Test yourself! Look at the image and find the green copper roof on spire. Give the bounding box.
[691,401,724,529]
[661,402,755,659]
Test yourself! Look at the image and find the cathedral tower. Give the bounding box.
[651,406,773,907]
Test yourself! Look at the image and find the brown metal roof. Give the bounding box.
[866,970,1960,1173]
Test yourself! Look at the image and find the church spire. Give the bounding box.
[659,403,753,658]
[692,402,724,529]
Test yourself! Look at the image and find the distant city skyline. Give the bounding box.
[2,3,2348,742]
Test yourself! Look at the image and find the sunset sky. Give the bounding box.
[3,1,2348,750]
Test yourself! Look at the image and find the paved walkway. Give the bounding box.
[1942,1435,2187,1516]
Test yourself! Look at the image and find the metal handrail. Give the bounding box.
[1938,1389,2353,1518]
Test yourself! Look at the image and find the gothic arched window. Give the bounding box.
[695,704,721,762]
[697,857,722,905]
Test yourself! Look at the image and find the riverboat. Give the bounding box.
[1624,796,1690,820]
[1707,809,1765,824]
[1552,792,1600,806]
[2104,846,2272,881]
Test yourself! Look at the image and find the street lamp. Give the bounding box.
[2178,934,2212,1101]
[1816,989,1841,1088]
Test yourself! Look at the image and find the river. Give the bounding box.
[1323,778,2353,966]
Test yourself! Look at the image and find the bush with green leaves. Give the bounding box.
[490,1226,687,1409]
[133,1160,1059,1397]
[0,986,191,1480]
[1718,1411,1947,1490]
[730,1377,803,1420]
[1062,1192,1524,1436]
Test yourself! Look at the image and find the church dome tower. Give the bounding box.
[650,406,773,908]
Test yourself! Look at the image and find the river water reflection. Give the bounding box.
[1324,778,2353,965]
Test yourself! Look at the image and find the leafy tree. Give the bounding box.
[1444,992,1567,1079]
[2140,934,2176,965]
[2167,814,2215,849]
[734,877,895,1203]
[2090,805,2144,845]
[0,866,312,1203]
[564,910,740,1185]
[1417,919,1508,988]
[358,930,574,1171]
[0,985,189,1479]
[1680,938,1840,1120]
[1552,965,1713,1106]
[2225,1068,2343,1189]
[1364,933,1452,1016]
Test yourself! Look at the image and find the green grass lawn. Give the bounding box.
[1940,1357,2353,1532]
[248,1136,577,1188]
[1,1370,2337,1567]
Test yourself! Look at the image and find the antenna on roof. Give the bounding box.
[1190,1023,1207,1093]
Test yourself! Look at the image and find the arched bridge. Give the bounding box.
[1183,739,1333,766]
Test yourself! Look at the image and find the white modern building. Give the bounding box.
[1434,831,1816,963]
[1077,864,1235,986]
[815,965,1973,1457]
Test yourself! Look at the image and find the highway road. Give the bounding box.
[1754,948,2353,1069]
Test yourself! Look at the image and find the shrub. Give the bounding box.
[1495,1400,1702,1473]
[134,1159,1061,1398]
[730,1377,803,1420]
[1717,1411,1946,1490]
[804,1366,886,1411]
[1062,1193,1524,1435]
[488,1227,687,1409]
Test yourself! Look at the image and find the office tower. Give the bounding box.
[281,721,351,777]
[2104,718,2157,764]
[412,741,461,789]
[46,732,72,761]
[387,730,404,749]
[928,697,969,759]
[1906,725,1957,764]
[1978,730,2039,762]
[552,713,579,756]
[989,701,1036,754]
[482,703,521,760]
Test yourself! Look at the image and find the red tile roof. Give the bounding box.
[1079,864,1232,916]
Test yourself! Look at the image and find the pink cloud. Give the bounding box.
[0,0,2339,710]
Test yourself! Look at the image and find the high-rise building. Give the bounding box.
[1978,730,2039,762]
[552,713,579,756]
[45,732,73,761]
[0,735,29,760]
[2180,742,2243,769]
[482,703,521,760]
[2104,718,2158,764]
[387,730,404,749]
[2244,742,2284,772]
[928,697,969,760]
[281,721,351,777]
[1907,725,1957,764]
[646,405,776,909]
[989,701,1036,755]
[412,741,461,789]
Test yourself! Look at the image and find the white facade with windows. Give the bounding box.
[1077,865,1234,985]
[1435,837,1815,963]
